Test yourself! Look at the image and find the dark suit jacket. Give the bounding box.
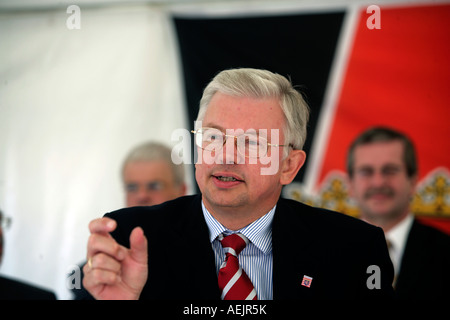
[0,275,56,300]
[106,195,394,299]
[395,219,450,299]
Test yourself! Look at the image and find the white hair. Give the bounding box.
[121,141,185,186]
[196,68,310,157]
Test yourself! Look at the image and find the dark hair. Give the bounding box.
[347,126,417,178]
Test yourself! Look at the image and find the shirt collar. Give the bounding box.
[385,213,414,254]
[201,201,274,254]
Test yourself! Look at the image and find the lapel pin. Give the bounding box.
[301,275,313,288]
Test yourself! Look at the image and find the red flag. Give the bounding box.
[311,3,450,233]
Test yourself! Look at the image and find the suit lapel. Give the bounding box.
[272,199,322,299]
[170,195,221,299]
[395,219,427,292]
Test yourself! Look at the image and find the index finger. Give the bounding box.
[88,217,117,234]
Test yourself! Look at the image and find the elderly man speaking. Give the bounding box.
[82,68,394,300]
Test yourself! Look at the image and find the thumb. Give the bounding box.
[129,227,148,264]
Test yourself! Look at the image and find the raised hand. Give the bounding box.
[82,217,148,300]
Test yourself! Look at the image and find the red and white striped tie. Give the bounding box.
[217,233,257,300]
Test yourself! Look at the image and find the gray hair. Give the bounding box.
[121,141,185,186]
[196,68,310,157]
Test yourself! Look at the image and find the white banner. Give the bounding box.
[0,5,191,299]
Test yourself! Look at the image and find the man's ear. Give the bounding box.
[280,150,306,185]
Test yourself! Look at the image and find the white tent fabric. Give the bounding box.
[0,5,192,299]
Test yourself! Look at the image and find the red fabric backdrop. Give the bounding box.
[316,3,450,233]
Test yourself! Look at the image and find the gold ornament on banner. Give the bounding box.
[284,168,450,219]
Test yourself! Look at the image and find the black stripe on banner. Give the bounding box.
[174,11,345,188]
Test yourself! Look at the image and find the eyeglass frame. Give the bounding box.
[191,127,293,159]
[124,181,165,193]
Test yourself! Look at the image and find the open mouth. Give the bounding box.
[212,173,244,183]
[215,176,238,182]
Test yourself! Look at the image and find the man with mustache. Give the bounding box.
[347,126,450,299]
[82,68,394,301]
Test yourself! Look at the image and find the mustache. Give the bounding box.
[364,187,395,199]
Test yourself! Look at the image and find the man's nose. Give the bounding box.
[371,171,388,186]
[136,188,152,202]
[222,137,244,165]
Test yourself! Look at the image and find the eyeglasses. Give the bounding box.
[191,127,292,159]
[125,181,164,193]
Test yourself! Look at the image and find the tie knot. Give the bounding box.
[219,233,248,256]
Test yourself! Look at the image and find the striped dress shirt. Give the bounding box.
[201,201,274,300]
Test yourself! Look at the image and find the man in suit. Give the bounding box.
[346,126,450,299]
[82,68,394,300]
[0,209,56,300]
